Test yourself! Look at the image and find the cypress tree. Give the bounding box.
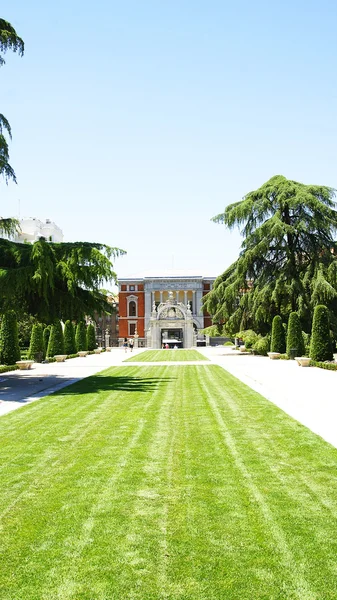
[86,323,96,351]
[0,310,21,365]
[270,315,286,353]
[47,321,64,357]
[64,320,76,355]
[310,305,333,362]
[43,325,51,354]
[75,321,87,352]
[286,312,305,358]
[28,323,44,361]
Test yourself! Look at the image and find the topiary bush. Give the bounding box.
[75,321,87,352]
[64,320,76,355]
[47,321,65,357]
[28,323,45,361]
[43,326,51,354]
[86,323,96,351]
[309,304,333,362]
[252,335,270,356]
[270,315,286,353]
[0,310,21,365]
[286,312,305,358]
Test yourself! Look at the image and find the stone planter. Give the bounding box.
[16,360,34,370]
[239,345,246,352]
[94,348,102,354]
[105,347,112,352]
[267,352,281,360]
[78,351,88,357]
[295,357,311,367]
[54,354,67,362]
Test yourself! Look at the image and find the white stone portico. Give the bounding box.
[146,292,195,349]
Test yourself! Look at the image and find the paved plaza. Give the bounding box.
[0,347,336,449]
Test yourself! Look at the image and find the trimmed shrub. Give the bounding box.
[0,310,21,365]
[47,321,65,357]
[310,305,333,362]
[75,321,87,352]
[252,335,270,356]
[43,326,51,354]
[64,320,76,355]
[28,323,45,361]
[270,315,286,353]
[86,323,96,351]
[236,329,258,349]
[0,364,19,373]
[310,359,336,371]
[286,312,305,358]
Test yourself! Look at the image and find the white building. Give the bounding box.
[11,218,64,243]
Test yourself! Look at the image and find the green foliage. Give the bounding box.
[43,325,51,353]
[0,310,20,364]
[236,329,258,349]
[199,324,224,336]
[310,359,336,371]
[75,321,87,352]
[86,323,96,351]
[47,321,64,357]
[270,316,286,353]
[203,175,337,337]
[0,238,126,322]
[223,341,234,346]
[28,323,44,361]
[0,364,18,373]
[286,312,305,357]
[63,320,76,355]
[252,335,270,356]
[309,305,333,362]
[302,331,311,356]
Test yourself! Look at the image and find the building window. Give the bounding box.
[129,285,135,291]
[129,323,136,335]
[129,300,136,317]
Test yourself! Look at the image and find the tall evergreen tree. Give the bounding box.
[270,315,286,353]
[0,309,20,364]
[47,321,64,357]
[86,323,96,351]
[28,323,44,361]
[75,321,87,352]
[286,312,305,358]
[203,176,337,335]
[63,320,76,355]
[310,305,333,362]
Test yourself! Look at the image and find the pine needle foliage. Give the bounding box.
[286,312,305,357]
[203,175,337,336]
[47,321,64,357]
[270,315,286,353]
[75,321,87,352]
[63,320,76,355]
[309,305,333,362]
[0,238,126,322]
[0,309,20,364]
[86,323,96,351]
[28,323,44,361]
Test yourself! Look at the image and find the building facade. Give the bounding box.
[118,274,215,348]
[3,218,64,243]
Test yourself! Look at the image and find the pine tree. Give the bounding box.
[270,315,286,353]
[64,320,76,355]
[203,175,337,336]
[75,321,87,352]
[0,310,20,364]
[310,305,333,362]
[28,323,44,361]
[86,323,96,351]
[286,312,305,358]
[47,321,64,357]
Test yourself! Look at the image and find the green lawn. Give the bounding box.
[125,349,208,361]
[1,364,337,599]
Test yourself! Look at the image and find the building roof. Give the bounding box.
[119,269,216,280]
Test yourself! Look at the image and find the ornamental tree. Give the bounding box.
[47,321,64,357]
[286,312,305,358]
[310,305,333,362]
[86,323,96,351]
[270,315,286,353]
[28,323,44,361]
[0,309,20,364]
[64,320,76,355]
[75,321,87,352]
[203,176,337,336]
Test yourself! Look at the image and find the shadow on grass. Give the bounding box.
[60,374,176,395]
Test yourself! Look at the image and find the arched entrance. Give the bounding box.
[146,292,195,349]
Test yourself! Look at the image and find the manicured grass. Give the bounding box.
[125,349,208,361]
[1,364,337,598]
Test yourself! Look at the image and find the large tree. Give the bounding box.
[0,238,125,322]
[203,175,337,335]
[0,18,24,235]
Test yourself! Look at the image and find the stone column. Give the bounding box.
[184,290,187,305]
[160,291,163,303]
[192,291,196,315]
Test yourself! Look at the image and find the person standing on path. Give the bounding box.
[123,337,128,353]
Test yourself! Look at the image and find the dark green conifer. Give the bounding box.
[47,321,64,357]
[286,312,305,358]
[28,323,44,361]
[86,323,96,351]
[64,320,76,355]
[75,321,87,352]
[0,310,21,364]
[310,305,333,362]
[270,315,286,353]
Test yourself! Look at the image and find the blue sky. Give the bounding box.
[2,0,337,287]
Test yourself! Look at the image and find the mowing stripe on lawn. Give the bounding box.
[124,349,208,362]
